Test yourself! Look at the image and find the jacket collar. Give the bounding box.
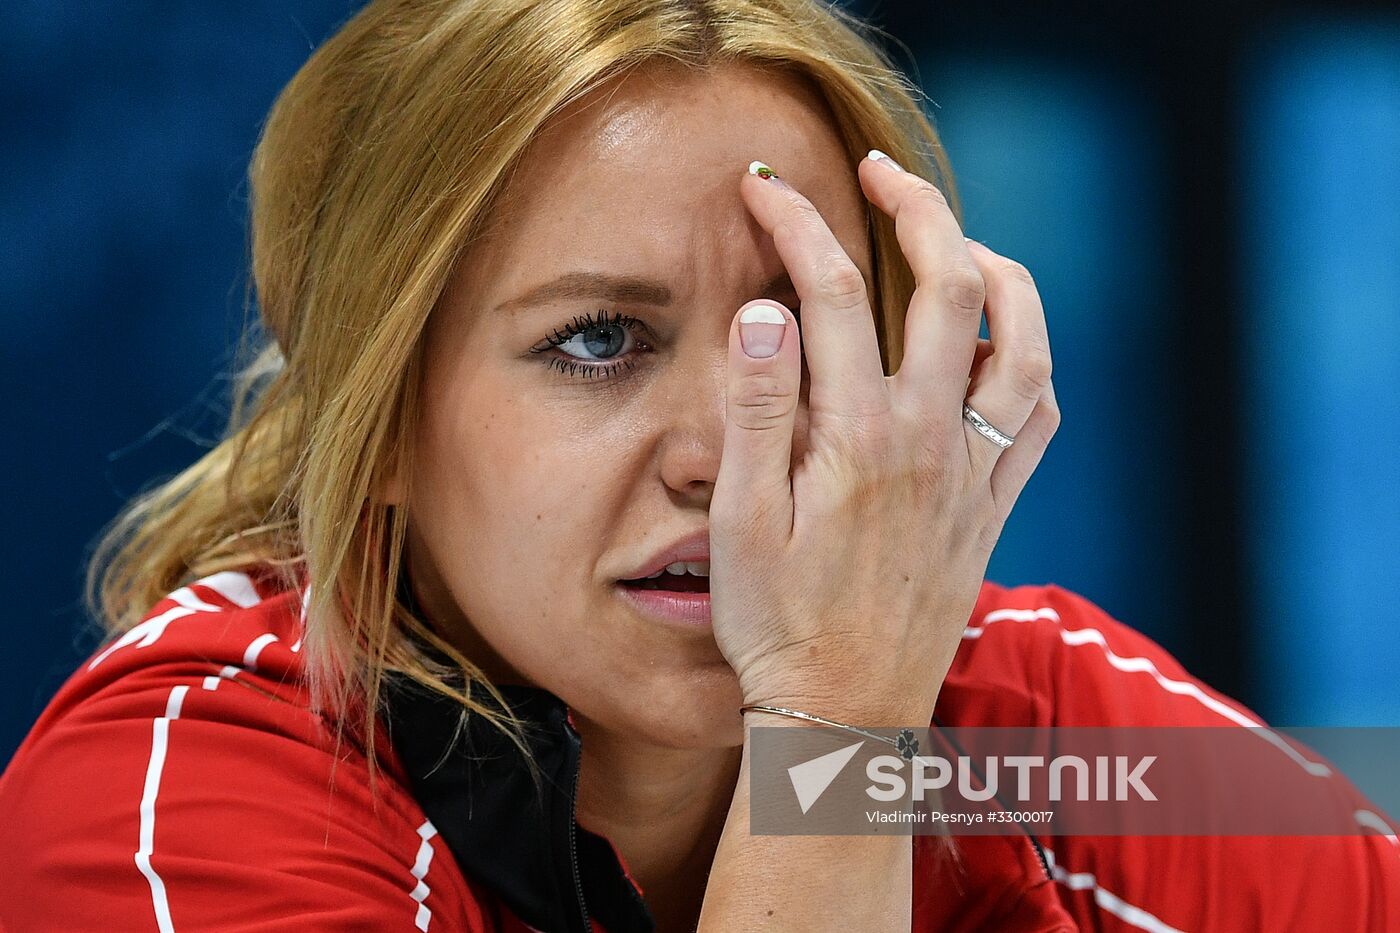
[380,590,654,933]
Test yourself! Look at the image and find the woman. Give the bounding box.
[1,1,1395,930]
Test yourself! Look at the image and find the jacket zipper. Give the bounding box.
[568,733,591,932]
[1027,830,1052,882]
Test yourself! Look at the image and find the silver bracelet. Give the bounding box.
[740,704,920,761]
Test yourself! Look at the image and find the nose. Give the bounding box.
[654,343,727,508]
[654,318,810,506]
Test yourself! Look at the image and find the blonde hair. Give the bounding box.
[84,0,962,792]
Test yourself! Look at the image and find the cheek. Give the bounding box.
[422,396,554,552]
[414,378,624,597]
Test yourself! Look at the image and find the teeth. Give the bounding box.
[628,560,711,582]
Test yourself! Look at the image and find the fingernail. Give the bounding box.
[867,148,905,172]
[748,160,791,190]
[738,303,786,358]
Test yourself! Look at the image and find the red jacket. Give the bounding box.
[1,565,1396,931]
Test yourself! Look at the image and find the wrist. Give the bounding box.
[740,694,933,731]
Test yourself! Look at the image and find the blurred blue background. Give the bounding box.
[3,1,1398,764]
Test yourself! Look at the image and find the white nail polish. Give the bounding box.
[739,304,785,325]
[867,149,904,172]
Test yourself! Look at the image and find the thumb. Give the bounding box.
[715,300,801,534]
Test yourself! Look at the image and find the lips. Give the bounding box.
[614,577,712,627]
[614,528,713,616]
[615,527,710,582]
[620,571,709,593]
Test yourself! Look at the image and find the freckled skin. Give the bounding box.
[397,60,874,929]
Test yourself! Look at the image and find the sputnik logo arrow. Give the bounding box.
[788,741,865,814]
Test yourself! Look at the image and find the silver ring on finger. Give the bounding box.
[963,402,1015,449]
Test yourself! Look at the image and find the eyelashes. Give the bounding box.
[529,308,651,381]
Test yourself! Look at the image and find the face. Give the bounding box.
[400,61,874,749]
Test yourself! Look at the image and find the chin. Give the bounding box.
[613,667,746,749]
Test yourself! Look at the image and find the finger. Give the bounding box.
[961,337,994,396]
[988,378,1060,522]
[960,239,1052,474]
[972,337,993,373]
[714,299,802,539]
[740,161,889,425]
[858,151,983,425]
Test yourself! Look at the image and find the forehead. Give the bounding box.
[456,62,871,304]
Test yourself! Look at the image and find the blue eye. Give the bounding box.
[530,308,652,380]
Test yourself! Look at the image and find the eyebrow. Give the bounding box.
[492,270,797,314]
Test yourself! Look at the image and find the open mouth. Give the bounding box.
[618,571,710,593]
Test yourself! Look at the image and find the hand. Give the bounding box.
[708,153,1059,727]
